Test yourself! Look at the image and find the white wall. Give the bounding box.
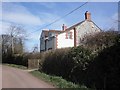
[57,29,74,48]
[76,20,101,46]
[40,20,101,51]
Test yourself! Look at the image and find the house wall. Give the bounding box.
[40,20,101,52]
[57,29,74,49]
[46,32,57,50]
[75,20,101,46]
[40,32,57,52]
[47,37,56,50]
[40,32,46,51]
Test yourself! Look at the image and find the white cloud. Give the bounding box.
[38,3,56,9]
[0,21,11,35]
[2,12,42,26]
[1,2,69,52]
[27,12,68,41]
[112,12,118,20]
[38,12,68,30]
[2,0,120,2]
[2,3,30,14]
[111,13,118,30]
[2,3,68,29]
[2,3,42,26]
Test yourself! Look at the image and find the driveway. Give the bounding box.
[2,65,54,88]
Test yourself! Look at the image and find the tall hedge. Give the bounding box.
[40,31,120,89]
[85,34,120,89]
[41,46,94,82]
[2,54,28,67]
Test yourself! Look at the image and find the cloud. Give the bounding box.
[111,12,118,30]
[2,3,42,26]
[0,21,11,35]
[2,2,68,30]
[1,2,69,52]
[38,3,56,9]
[2,12,42,26]
[112,12,118,20]
[38,12,68,29]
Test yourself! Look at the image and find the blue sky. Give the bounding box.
[0,2,118,52]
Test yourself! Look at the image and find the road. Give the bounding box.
[2,65,54,88]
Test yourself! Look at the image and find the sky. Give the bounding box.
[0,1,119,52]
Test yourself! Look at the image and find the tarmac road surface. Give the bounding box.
[2,65,54,88]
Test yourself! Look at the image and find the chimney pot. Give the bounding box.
[62,24,67,31]
[85,11,91,21]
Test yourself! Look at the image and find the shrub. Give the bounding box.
[85,34,120,89]
[2,53,28,67]
[26,52,41,59]
[67,46,94,83]
[41,48,71,78]
[40,31,120,89]
[81,30,119,52]
[41,46,94,84]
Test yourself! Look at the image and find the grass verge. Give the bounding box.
[30,70,90,89]
[4,63,27,70]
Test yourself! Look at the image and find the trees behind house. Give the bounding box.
[2,24,26,55]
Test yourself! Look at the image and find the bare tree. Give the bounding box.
[32,44,38,53]
[3,24,27,54]
[8,24,26,39]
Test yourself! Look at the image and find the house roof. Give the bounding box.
[42,30,49,37]
[65,20,85,31]
[41,20,102,38]
[41,30,63,37]
[48,30,63,33]
[59,20,102,34]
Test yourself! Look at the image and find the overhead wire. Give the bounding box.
[27,2,88,35]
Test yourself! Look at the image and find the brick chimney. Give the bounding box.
[62,24,67,31]
[85,11,91,21]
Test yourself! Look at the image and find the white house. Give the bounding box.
[40,11,101,52]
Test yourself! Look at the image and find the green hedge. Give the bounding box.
[40,32,120,89]
[2,54,28,67]
[41,46,94,83]
[85,34,120,89]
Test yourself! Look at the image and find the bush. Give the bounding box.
[40,31,120,89]
[2,54,28,67]
[41,46,94,84]
[41,48,71,78]
[85,34,120,89]
[26,52,41,59]
[66,46,94,83]
[81,30,119,52]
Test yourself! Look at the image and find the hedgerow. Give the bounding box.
[40,31,120,89]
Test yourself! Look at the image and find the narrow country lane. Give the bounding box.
[2,65,54,88]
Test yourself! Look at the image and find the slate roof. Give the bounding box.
[41,20,102,38]
[42,30,63,37]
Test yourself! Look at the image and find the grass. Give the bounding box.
[4,63,27,70]
[30,70,90,89]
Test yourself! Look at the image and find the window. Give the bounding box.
[65,31,73,39]
[40,37,44,44]
[48,48,52,50]
[49,37,52,41]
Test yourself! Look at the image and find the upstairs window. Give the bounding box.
[65,31,73,39]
